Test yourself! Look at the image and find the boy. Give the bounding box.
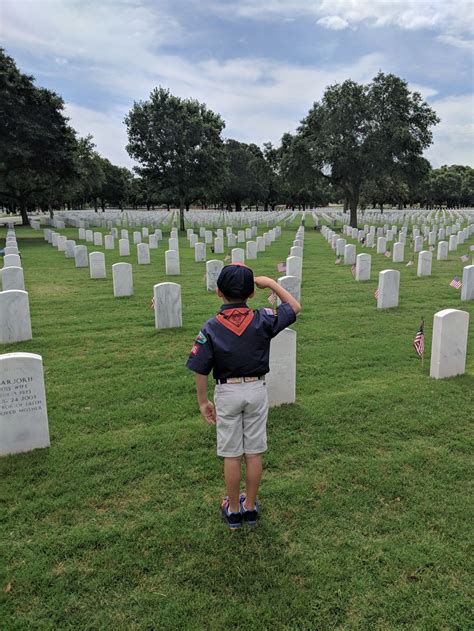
[186,263,301,530]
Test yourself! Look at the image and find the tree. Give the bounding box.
[125,87,225,230]
[99,159,132,210]
[299,72,439,226]
[0,48,77,224]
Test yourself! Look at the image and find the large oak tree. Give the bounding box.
[125,87,225,231]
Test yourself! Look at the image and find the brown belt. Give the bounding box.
[216,375,265,385]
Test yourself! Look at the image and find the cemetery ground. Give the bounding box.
[1,219,473,630]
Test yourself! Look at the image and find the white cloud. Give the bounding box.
[316,15,349,31]
[213,0,474,42]
[425,94,474,167]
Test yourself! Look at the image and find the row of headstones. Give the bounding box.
[0,229,32,344]
[1,228,26,292]
[321,207,474,228]
[321,226,474,303]
[325,222,473,269]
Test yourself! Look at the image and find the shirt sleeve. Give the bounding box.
[185,327,214,375]
[259,302,297,338]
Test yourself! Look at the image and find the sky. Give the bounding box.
[1,0,473,170]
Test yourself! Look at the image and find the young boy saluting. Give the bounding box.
[186,264,301,529]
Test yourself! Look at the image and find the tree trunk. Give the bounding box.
[19,199,29,226]
[343,199,349,212]
[235,199,242,212]
[380,202,384,213]
[101,199,105,212]
[94,197,98,212]
[349,194,359,228]
[179,196,185,232]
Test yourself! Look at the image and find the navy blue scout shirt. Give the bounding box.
[186,302,296,380]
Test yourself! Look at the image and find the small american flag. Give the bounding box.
[351,263,356,278]
[268,291,277,305]
[384,251,391,258]
[150,296,155,309]
[406,260,414,267]
[335,257,342,264]
[413,320,425,357]
[374,288,380,300]
[470,245,474,252]
[277,262,286,273]
[224,255,231,262]
[429,245,434,251]
[460,255,469,263]
[450,277,462,289]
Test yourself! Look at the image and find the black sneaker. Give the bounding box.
[239,494,259,526]
[220,497,243,530]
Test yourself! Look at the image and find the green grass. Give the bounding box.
[1,218,473,630]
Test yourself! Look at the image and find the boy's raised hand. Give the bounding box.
[254,275,275,289]
[200,400,216,425]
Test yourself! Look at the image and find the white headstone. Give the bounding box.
[1,266,24,291]
[448,235,457,251]
[377,270,400,309]
[148,234,158,249]
[417,250,432,277]
[153,282,182,329]
[119,239,130,256]
[277,275,301,302]
[430,309,469,379]
[93,232,103,246]
[437,241,448,261]
[461,265,474,301]
[3,254,22,268]
[256,236,265,252]
[169,237,179,252]
[392,242,404,263]
[133,231,142,245]
[195,242,206,262]
[165,249,180,275]
[85,230,93,242]
[0,352,50,455]
[231,248,245,264]
[137,243,151,264]
[112,262,133,297]
[74,245,88,268]
[376,237,386,254]
[206,259,224,291]
[355,253,371,281]
[266,328,296,407]
[89,252,106,279]
[0,290,32,343]
[214,237,224,254]
[413,236,423,253]
[104,235,114,250]
[246,240,257,260]
[286,255,302,278]
[343,241,357,264]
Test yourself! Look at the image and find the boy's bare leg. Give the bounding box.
[244,453,262,509]
[224,456,242,512]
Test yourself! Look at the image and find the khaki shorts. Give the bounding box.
[214,380,268,457]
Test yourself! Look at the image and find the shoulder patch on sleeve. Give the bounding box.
[190,343,200,356]
[264,308,275,315]
[195,331,207,344]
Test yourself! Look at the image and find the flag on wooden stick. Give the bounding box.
[267,291,277,305]
[277,262,286,273]
[413,319,425,357]
[450,277,462,289]
[351,263,356,278]
[150,296,155,310]
[374,288,380,300]
[335,257,342,264]
[406,260,414,267]
[460,255,469,263]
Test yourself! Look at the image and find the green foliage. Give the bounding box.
[424,165,474,207]
[1,220,473,628]
[299,73,439,225]
[125,87,225,228]
[0,48,78,224]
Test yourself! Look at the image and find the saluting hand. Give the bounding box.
[254,275,275,289]
[200,400,216,425]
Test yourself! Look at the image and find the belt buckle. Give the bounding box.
[227,377,242,384]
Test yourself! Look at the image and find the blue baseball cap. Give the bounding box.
[217,263,254,299]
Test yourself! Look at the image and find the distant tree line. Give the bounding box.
[1,48,473,229]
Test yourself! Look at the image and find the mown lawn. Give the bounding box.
[1,216,473,630]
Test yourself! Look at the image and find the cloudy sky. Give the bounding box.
[2,0,473,169]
